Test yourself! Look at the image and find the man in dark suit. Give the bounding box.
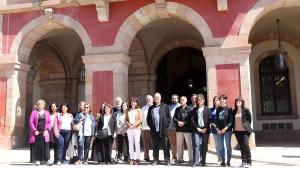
[147,92,171,166]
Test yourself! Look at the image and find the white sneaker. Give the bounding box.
[217,161,222,165]
[34,161,40,166]
[46,159,53,166]
[244,164,250,168]
[56,161,62,165]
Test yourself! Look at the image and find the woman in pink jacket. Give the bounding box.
[29,99,51,165]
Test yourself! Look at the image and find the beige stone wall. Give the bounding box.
[128,37,150,104]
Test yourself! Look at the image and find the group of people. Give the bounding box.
[28,92,253,168]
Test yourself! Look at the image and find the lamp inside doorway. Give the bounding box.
[274,19,287,70]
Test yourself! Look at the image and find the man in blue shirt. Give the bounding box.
[147,93,171,166]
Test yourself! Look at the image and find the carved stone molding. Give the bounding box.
[95,0,109,22]
[217,0,228,11]
[155,0,166,10]
[43,8,53,20]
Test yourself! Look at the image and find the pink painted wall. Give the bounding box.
[216,64,241,107]
[2,0,257,54]
[92,71,113,116]
[0,77,7,128]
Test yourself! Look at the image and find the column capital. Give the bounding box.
[202,45,252,66]
[82,53,131,65]
[0,61,31,76]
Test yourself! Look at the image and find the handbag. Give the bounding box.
[95,128,109,139]
[72,121,83,131]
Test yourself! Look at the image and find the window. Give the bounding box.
[259,55,291,116]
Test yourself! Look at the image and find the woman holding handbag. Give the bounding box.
[95,104,116,164]
[126,97,142,165]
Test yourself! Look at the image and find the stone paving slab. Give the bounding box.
[0,147,299,168]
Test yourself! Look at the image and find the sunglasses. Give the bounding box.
[84,107,90,109]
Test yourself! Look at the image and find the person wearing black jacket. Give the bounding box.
[212,94,233,167]
[191,94,210,167]
[232,97,253,168]
[94,104,116,164]
[173,96,193,164]
[147,92,171,166]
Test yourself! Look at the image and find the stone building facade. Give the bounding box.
[0,0,299,148]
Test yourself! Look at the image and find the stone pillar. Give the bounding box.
[202,45,252,109]
[202,45,256,148]
[0,62,31,149]
[82,53,131,111]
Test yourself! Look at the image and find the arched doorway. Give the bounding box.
[24,28,85,138]
[249,6,300,145]
[128,17,205,105]
[156,47,206,104]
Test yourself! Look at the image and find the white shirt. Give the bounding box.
[84,115,92,136]
[50,113,57,129]
[142,104,152,130]
[103,114,111,129]
[128,109,137,125]
[60,113,73,130]
[197,107,205,127]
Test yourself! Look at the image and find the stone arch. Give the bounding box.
[239,0,300,41]
[114,2,215,55]
[250,40,299,121]
[10,14,92,63]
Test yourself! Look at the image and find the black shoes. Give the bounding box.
[144,157,150,162]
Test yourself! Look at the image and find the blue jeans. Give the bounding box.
[56,129,71,162]
[213,134,221,161]
[192,132,209,165]
[192,132,202,164]
[77,135,84,160]
[216,131,232,163]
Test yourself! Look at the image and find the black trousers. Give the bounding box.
[117,134,129,158]
[100,136,113,162]
[151,132,170,161]
[201,133,210,164]
[235,131,252,164]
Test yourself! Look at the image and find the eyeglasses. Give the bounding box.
[84,107,89,109]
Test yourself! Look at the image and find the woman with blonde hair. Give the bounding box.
[126,97,142,165]
[29,99,51,165]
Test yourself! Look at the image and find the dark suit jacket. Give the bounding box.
[191,106,211,134]
[147,102,171,137]
[97,114,116,135]
[232,108,253,134]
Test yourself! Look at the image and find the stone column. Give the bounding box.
[202,45,256,147]
[202,45,252,109]
[82,53,131,107]
[0,62,31,148]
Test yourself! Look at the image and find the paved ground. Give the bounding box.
[0,146,299,168]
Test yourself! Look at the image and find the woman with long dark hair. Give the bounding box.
[126,97,142,165]
[94,104,116,164]
[53,103,73,165]
[90,102,106,162]
[49,102,59,164]
[209,96,221,164]
[232,97,253,168]
[115,102,129,162]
